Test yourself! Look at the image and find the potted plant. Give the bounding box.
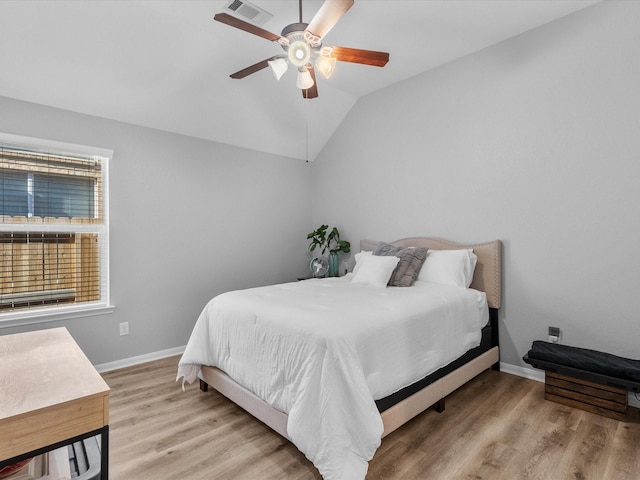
[307,225,351,277]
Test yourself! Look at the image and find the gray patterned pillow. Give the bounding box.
[373,242,428,287]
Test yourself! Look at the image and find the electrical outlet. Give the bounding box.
[119,322,129,336]
[548,326,560,343]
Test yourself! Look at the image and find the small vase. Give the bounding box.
[328,251,340,277]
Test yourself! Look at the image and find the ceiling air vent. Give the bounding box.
[223,0,273,26]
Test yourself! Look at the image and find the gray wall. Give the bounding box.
[0,96,312,364]
[311,1,640,367]
[2,1,638,370]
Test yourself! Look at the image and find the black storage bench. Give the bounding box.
[524,341,640,421]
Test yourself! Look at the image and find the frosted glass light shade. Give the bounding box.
[296,68,314,90]
[288,41,311,67]
[268,58,288,80]
[316,55,336,79]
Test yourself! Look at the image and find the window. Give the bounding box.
[0,133,111,322]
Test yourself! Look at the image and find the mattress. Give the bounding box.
[177,276,489,480]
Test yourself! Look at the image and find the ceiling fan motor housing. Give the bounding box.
[281,22,321,67]
[281,22,309,38]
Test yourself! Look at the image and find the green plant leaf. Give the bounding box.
[307,224,350,255]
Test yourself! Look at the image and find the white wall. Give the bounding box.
[0,96,312,364]
[311,1,640,367]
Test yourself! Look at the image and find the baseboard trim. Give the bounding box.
[500,362,545,383]
[500,361,640,408]
[94,352,640,408]
[95,354,544,382]
[95,345,185,373]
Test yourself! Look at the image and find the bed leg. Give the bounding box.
[199,379,209,392]
[491,361,500,372]
[434,398,445,413]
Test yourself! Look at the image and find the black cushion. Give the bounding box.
[527,340,640,383]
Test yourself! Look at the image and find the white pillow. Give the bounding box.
[351,254,400,288]
[417,249,477,288]
[351,250,372,276]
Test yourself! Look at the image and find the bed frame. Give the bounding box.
[199,237,502,439]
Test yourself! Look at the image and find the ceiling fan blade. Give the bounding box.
[302,66,318,99]
[305,0,354,44]
[214,13,285,43]
[230,56,283,79]
[330,46,389,67]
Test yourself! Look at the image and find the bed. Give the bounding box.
[177,237,502,480]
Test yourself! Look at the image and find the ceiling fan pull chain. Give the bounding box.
[305,98,309,162]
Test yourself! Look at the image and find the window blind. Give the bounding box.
[0,136,110,316]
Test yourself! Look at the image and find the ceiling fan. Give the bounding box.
[214,0,390,99]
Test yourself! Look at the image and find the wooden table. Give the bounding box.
[0,327,110,478]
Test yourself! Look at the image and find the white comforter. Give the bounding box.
[177,276,488,480]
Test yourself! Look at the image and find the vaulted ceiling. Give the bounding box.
[0,0,599,160]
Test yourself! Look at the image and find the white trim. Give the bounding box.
[500,362,545,383]
[0,132,113,323]
[95,345,186,373]
[0,224,107,233]
[93,352,640,408]
[0,304,115,329]
[502,361,640,408]
[102,147,111,308]
[0,132,114,159]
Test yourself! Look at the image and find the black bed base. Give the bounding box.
[375,308,499,412]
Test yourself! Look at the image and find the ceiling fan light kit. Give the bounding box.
[315,55,336,79]
[268,57,288,80]
[214,0,389,99]
[296,67,315,90]
[288,40,311,67]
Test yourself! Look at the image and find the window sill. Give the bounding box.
[0,303,115,329]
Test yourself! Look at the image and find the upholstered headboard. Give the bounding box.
[360,237,502,310]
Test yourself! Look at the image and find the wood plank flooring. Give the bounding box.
[101,356,640,479]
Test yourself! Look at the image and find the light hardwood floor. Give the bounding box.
[102,356,640,479]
